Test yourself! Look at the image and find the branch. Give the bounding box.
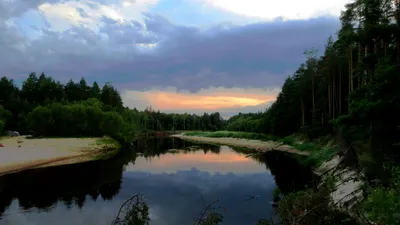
[291,202,325,225]
[193,199,220,225]
[111,194,140,225]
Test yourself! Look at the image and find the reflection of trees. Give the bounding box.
[261,151,315,194]
[229,146,315,195]
[133,137,221,159]
[133,138,313,195]
[0,149,134,218]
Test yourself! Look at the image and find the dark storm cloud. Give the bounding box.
[88,15,341,91]
[0,0,340,91]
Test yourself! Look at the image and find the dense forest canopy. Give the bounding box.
[0,72,225,143]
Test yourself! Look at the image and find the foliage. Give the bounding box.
[113,195,224,225]
[225,112,266,133]
[112,194,150,225]
[362,166,400,225]
[185,131,278,141]
[0,120,4,135]
[217,2,400,222]
[273,188,281,202]
[275,184,358,225]
[0,74,225,143]
[220,0,400,184]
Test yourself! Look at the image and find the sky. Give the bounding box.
[0,0,348,118]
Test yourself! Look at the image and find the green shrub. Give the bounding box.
[276,186,357,225]
[0,120,4,135]
[363,187,400,225]
[273,187,281,202]
[363,166,400,225]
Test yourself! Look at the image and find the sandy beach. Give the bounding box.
[0,136,113,176]
[171,134,310,156]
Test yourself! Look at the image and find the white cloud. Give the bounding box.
[36,0,158,32]
[200,0,352,20]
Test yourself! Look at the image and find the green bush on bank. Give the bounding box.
[361,166,400,225]
[26,99,136,145]
[0,120,4,135]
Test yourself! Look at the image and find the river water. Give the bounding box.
[0,138,313,225]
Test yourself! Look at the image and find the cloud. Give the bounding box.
[121,86,277,117]
[199,0,351,20]
[2,168,276,225]
[0,0,342,115]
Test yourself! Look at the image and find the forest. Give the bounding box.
[224,1,400,224]
[0,73,225,144]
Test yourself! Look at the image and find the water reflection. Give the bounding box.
[129,145,266,174]
[0,138,313,225]
[0,150,134,219]
[229,146,314,194]
[132,138,221,156]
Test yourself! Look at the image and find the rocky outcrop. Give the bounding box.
[315,154,366,222]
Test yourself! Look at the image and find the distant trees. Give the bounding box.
[225,112,264,133]
[0,73,225,142]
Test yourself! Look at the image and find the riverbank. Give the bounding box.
[0,136,119,176]
[171,133,310,156]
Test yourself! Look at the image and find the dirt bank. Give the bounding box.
[0,136,116,176]
[171,134,310,156]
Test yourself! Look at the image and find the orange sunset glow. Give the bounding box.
[122,87,279,111]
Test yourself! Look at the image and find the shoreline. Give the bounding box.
[0,136,119,176]
[170,134,310,156]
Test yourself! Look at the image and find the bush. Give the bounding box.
[26,99,136,145]
[363,166,400,225]
[363,187,400,225]
[273,187,281,202]
[276,185,358,225]
[0,120,4,135]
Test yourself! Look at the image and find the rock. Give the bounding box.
[315,155,342,176]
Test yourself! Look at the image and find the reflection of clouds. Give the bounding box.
[2,168,275,225]
[1,147,276,225]
[126,146,270,174]
[123,168,276,225]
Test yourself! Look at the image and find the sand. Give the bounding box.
[0,136,108,176]
[171,134,310,156]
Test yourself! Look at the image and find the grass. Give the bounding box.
[184,131,339,168]
[96,136,120,147]
[184,131,278,141]
[92,136,121,160]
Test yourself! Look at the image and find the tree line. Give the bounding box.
[225,1,400,224]
[0,73,225,143]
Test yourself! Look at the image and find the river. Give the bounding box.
[0,138,313,225]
